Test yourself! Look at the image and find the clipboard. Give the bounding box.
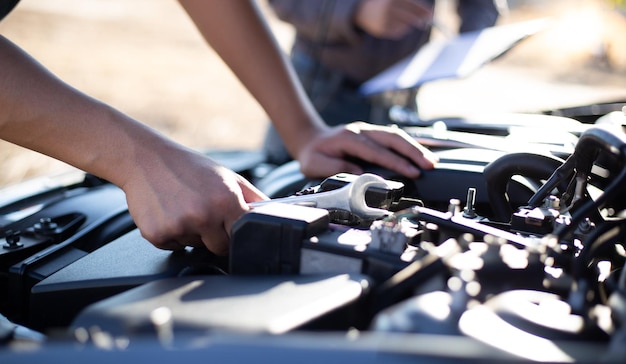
[359,19,550,96]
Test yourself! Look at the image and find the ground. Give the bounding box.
[0,0,624,186]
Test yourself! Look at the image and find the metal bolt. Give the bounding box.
[3,230,23,249]
[463,188,477,219]
[34,217,58,234]
[448,199,461,215]
[543,195,560,210]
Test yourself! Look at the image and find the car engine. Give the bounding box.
[1,111,626,363]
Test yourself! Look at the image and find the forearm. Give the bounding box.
[177,0,328,160]
[0,35,178,188]
[0,36,266,255]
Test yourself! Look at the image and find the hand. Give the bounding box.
[0,34,268,256]
[297,121,438,179]
[121,147,267,255]
[353,0,434,39]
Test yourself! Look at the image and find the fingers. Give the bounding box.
[341,131,423,177]
[147,209,237,256]
[354,0,433,39]
[355,123,439,170]
[198,174,274,255]
[138,202,234,255]
[298,122,437,179]
[126,161,259,256]
[393,0,434,29]
[236,174,269,203]
[198,226,232,256]
[300,151,365,178]
[193,174,262,255]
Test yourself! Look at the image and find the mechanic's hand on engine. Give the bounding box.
[297,121,438,179]
[178,2,436,180]
[0,34,268,256]
[120,146,267,255]
[354,0,434,39]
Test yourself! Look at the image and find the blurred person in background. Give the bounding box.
[0,1,436,255]
[263,0,499,165]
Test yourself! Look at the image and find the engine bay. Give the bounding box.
[1,110,626,363]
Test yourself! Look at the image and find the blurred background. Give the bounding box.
[0,0,624,186]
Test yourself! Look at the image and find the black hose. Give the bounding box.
[554,127,626,239]
[483,152,566,222]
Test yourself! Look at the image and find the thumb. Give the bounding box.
[237,177,269,203]
[300,155,364,179]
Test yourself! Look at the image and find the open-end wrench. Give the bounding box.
[249,173,392,219]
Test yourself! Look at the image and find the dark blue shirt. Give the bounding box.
[0,0,19,22]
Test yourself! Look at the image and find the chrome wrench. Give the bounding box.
[249,173,392,219]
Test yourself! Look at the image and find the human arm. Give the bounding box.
[269,0,433,41]
[0,35,267,255]
[177,0,437,178]
[353,0,434,39]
